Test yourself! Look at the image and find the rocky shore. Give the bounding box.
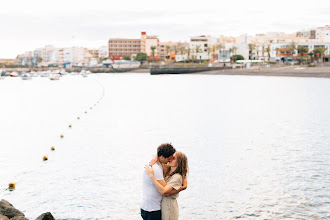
[0,200,54,220]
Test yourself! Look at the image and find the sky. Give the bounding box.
[0,0,329,58]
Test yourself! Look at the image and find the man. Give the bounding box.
[140,143,187,220]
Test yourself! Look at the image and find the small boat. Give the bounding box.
[21,73,32,80]
[49,74,60,80]
[80,70,88,77]
[9,72,18,77]
[0,76,5,80]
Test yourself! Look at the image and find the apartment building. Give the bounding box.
[108,32,159,60]
[190,35,217,60]
[270,42,330,62]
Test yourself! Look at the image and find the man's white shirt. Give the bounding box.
[140,162,164,211]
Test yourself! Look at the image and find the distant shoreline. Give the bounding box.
[131,66,330,78]
[3,66,330,78]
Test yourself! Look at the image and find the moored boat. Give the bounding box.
[21,73,32,80]
[49,74,60,80]
[9,72,18,77]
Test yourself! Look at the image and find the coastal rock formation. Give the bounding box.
[0,200,25,219]
[35,212,55,220]
[0,200,54,220]
[11,217,29,220]
[0,214,10,220]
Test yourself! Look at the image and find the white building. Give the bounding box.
[98,46,109,59]
[189,35,217,60]
[270,42,330,62]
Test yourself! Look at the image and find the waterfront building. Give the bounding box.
[143,33,159,57]
[0,59,15,66]
[270,42,330,62]
[98,46,109,59]
[158,42,179,58]
[108,32,159,60]
[190,35,217,60]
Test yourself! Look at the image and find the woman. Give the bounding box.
[145,152,188,220]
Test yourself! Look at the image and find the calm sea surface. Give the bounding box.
[0,73,329,219]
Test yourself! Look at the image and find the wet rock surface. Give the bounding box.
[0,200,54,220]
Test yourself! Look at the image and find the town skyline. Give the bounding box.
[1,0,330,58]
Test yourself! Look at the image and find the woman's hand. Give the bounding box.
[145,165,154,177]
[149,154,158,166]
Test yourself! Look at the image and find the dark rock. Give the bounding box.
[0,214,9,220]
[0,200,24,219]
[35,212,54,220]
[11,217,29,220]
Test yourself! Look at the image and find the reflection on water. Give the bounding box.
[0,74,329,219]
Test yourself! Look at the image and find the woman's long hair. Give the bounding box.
[163,152,188,178]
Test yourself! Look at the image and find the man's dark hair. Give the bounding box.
[157,143,176,158]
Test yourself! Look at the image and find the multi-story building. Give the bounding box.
[98,46,109,59]
[108,32,159,60]
[190,35,217,60]
[270,42,330,62]
[108,38,141,60]
[158,42,179,57]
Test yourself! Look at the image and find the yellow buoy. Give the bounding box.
[51,146,55,151]
[60,134,64,138]
[69,124,72,128]
[43,156,48,161]
[77,117,80,119]
[8,182,15,191]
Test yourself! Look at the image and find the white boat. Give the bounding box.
[0,76,5,80]
[9,72,18,77]
[21,73,32,80]
[49,74,60,80]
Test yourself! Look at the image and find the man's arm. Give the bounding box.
[163,177,187,197]
[157,179,166,187]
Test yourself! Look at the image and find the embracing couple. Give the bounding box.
[140,143,189,220]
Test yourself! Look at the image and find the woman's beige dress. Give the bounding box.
[161,173,183,220]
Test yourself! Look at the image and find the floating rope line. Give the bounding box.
[6,75,106,192]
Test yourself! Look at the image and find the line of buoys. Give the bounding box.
[7,78,106,192]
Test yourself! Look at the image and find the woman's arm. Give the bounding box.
[163,177,187,197]
[145,166,173,195]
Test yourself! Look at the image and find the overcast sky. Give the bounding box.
[1,0,329,58]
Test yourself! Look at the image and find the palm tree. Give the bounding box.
[288,42,297,62]
[318,47,327,63]
[195,45,201,54]
[265,45,271,61]
[186,48,191,62]
[179,47,185,55]
[212,45,217,60]
[231,46,238,55]
[173,45,178,55]
[308,52,314,63]
[248,44,255,60]
[218,43,225,61]
[150,46,156,62]
[297,45,308,64]
[206,47,212,60]
[165,45,171,56]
